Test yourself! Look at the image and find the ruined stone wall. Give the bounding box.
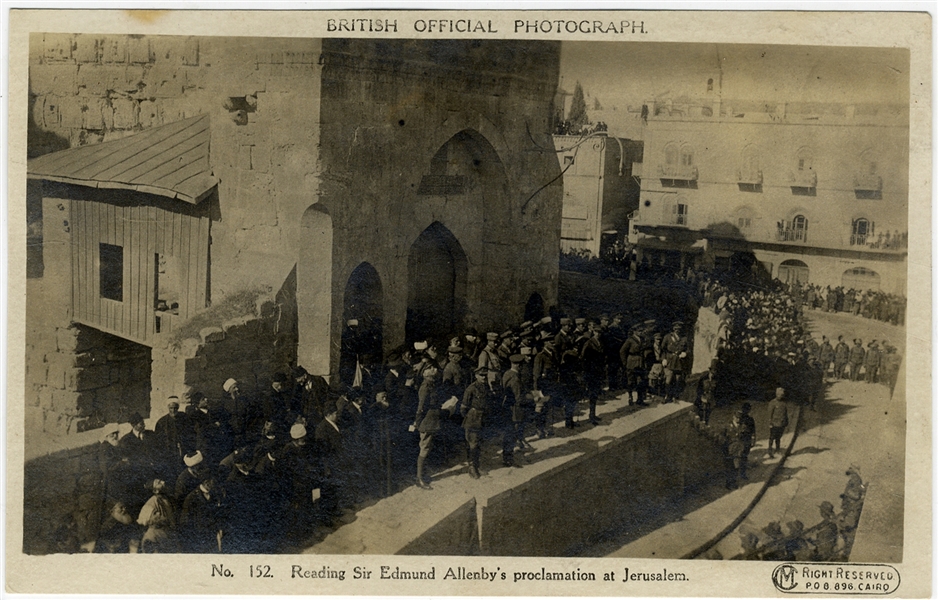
[150,288,297,414]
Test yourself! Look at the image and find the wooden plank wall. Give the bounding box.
[70,199,209,346]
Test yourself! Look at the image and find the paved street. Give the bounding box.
[608,310,905,561]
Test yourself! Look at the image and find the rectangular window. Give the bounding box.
[99,243,124,301]
[563,155,575,166]
[737,217,752,229]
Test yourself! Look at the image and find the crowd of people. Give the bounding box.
[82,260,902,555]
[793,282,906,326]
[90,310,696,554]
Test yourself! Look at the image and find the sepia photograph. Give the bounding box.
[5,7,931,597]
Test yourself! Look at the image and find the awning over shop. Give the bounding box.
[27,114,217,204]
[636,236,705,254]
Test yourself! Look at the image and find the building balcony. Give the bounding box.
[850,231,907,251]
[776,229,808,243]
[736,169,763,185]
[788,170,817,188]
[657,164,698,181]
[853,174,883,191]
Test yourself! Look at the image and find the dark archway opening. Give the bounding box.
[340,262,383,387]
[406,222,468,345]
[524,292,545,322]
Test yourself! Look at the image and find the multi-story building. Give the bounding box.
[552,133,642,255]
[629,98,909,293]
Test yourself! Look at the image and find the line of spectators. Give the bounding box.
[796,283,905,326]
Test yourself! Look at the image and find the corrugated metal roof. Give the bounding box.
[27,114,217,204]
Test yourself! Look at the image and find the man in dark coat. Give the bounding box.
[280,423,321,541]
[729,403,756,484]
[314,401,344,524]
[154,397,189,479]
[174,450,207,507]
[118,413,158,512]
[579,323,606,424]
[180,478,225,553]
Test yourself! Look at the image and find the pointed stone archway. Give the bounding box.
[340,262,384,387]
[405,222,467,345]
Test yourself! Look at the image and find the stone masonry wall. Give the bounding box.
[25,322,150,437]
[150,289,297,413]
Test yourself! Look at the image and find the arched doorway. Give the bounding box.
[777,259,809,285]
[340,263,383,387]
[843,267,881,291]
[297,206,333,378]
[524,293,545,322]
[406,222,467,344]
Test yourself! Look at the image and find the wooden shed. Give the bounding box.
[27,114,217,346]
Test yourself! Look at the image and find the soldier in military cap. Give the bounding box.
[620,323,648,406]
[478,332,503,390]
[500,355,528,467]
[848,338,866,381]
[554,318,574,357]
[533,339,560,438]
[662,321,688,403]
[833,335,850,379]
[579,322,605,424]
[461,367,492,479]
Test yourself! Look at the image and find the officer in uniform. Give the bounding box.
[619,324,647,406]
[478,332,503,390]
[863,340,881,384]
[848,338,866,381]
[554,318,574,356]
[461,367,492,479]
[818,336,835,378]
[501,355,528,467]
[833,335,850,379]
[579,322,605,424]
[662,321,688,403]
[533,339,560,438]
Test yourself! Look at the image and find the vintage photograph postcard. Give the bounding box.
[5,7,932,597]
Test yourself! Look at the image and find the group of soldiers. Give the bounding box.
[386,312,690,484]
[796,283,906,327]
[731,466,867,561]
[814,335,902,388]
[91,310,693,553]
